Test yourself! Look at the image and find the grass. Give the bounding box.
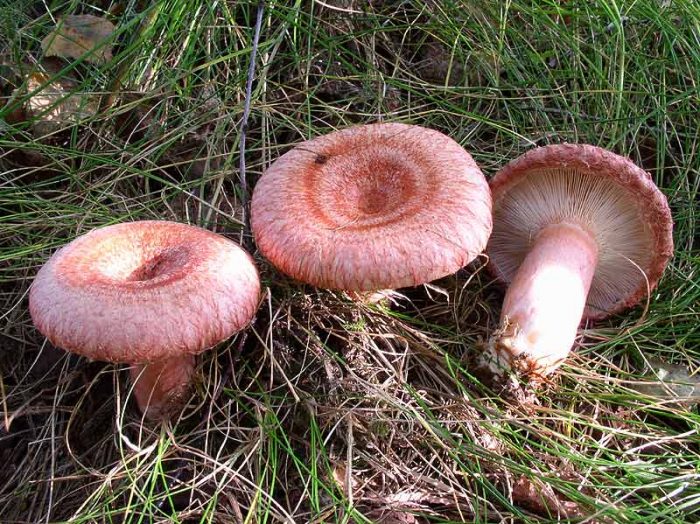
[1,0,699,522]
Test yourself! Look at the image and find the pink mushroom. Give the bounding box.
[485,144,673,378]
[29,221,260,419]
[251,123,492,292]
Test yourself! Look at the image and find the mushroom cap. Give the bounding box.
[487,144,674,320]
[29,221,261,363]
[251,123,492,291]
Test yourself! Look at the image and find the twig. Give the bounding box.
[239,0,265,251]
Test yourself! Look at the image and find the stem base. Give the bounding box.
[130,355,196,420]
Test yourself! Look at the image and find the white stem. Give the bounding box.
[488,222,598,377]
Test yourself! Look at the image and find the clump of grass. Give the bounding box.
[1,0,699,522]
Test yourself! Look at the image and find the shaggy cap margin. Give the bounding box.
[251,123,493,292]
[29,221,261,363]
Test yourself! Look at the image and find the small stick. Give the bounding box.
[239,0,265,251]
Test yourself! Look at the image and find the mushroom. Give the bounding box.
[29,221,260,419]
[251,123,492,292]
[485,144,673,378]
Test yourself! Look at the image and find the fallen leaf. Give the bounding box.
[512,476,591,520]
[41,14,115,65]
[632,358,700,405]
[17,72,99,135]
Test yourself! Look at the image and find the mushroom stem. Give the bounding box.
[488,222,598,377]
[130,355,196,419]
[346,289,398,304]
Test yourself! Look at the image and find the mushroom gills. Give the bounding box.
[489,167,653,316]
[485,144,673,380]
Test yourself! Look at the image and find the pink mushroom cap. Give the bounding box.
[29,221,261,364]
[251,123,493,291]
[487,143,674,321]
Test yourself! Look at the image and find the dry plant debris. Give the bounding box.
[41,14,115,65]
[511,475,591,521]
[632,358,700,406]
[18,72,99,136]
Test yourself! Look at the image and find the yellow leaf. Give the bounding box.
[41,15,115,65]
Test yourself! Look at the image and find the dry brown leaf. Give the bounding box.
[41,14,115,65]
[19,72,98,135]
[366,509,419,524]
[512,475,590,520]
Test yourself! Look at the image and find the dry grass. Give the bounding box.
[1,1,699,522]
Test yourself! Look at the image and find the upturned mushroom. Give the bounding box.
[485,144,673,378]
[251,123,492,292]
[29,221,260,419]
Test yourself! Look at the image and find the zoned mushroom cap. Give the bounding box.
[251,123,492,291]
[487,144,673,320]
[30,221,261,363]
